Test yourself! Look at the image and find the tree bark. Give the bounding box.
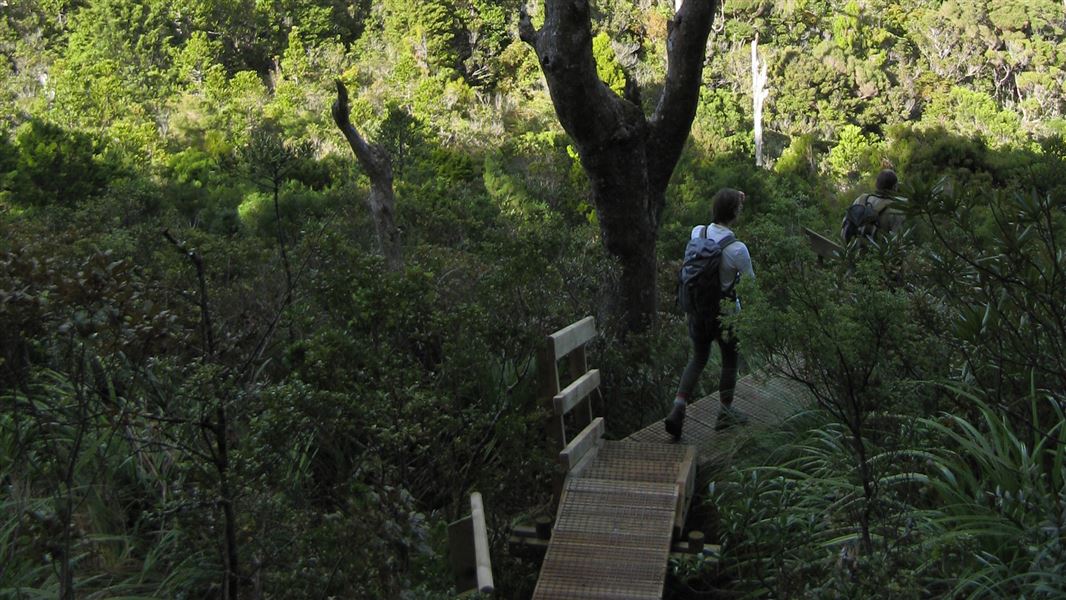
[521,0,717,333]
[332,81,403,273]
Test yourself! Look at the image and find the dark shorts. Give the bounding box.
[687,313,730,346]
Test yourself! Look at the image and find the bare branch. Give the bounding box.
[332,80,391,182]
[518,4,539,44]
[162,229,215,359]
[331,80,404,272]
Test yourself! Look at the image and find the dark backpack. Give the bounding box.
[677,226,736,317]
[842,194,882,242]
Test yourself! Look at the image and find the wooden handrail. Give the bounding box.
[548,316,596,361]
[559,417,604,471]
[553,369,600,416]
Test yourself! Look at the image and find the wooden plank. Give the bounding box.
[673,446,698,539]
[566,346,594,424]
[533,478,677,600]
[511,525,722,557]
[539,343,564,453]
[553,369,600,417]
[549,316,596,361]
[470,492,494,594]
[559,417,604,471]
[567,439,602,481]
[804,226,843,259]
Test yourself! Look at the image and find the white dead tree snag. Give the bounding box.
[751,34,770,168]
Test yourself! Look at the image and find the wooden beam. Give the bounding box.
[673,445,698,539]
[553,369,600,417]
[566,433,603,480]
[470,492,494,594]
[804,226,843,259]
[548,316,596,361]
[558,417,604,471]
[509,523,721,557]
[566,345,594,423]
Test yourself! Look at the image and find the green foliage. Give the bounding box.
[483,130,591,227]
[3,0,1066,596]
[376,103,430,180]
[774,134,818,180]
[692,88,752,156]
[924,392,1066,598]
[383,0,462,76]
[826,124,880,185]
[831,0,862,53]
[906,181,1066,405]
[592,32,626,96]
[709,411,934,598]
[923,87,1025,149]
[4,120,113,206]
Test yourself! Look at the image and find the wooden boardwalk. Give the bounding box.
[530,316,807,599]
[531,445,694,600]
[627,371,810,468]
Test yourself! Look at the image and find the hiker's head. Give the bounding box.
[876,169,898,192]
[712,188,745,225]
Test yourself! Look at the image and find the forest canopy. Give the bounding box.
[2,0,1064,598]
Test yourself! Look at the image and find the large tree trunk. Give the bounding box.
[332,81,403,273]
[521,0,717,334]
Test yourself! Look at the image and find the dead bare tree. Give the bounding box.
[752,34,769,168]
[331,80,403,273]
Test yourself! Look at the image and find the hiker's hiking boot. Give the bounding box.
[715,404,749,431]
[664,402,685,440]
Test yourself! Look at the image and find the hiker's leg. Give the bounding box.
[717,327,740,406]
[667,315,713,438]
[676,315,714,403]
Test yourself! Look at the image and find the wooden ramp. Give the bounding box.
[532,442,695,600]
[627,371,810,468]
[530,318,808,599]
[532,370,807,599]
[532,316,697,600]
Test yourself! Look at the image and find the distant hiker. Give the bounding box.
[666,188,755,440]
[841,169,906,243]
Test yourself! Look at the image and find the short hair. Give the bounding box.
[711,188,745,224]
[876,169,898,192]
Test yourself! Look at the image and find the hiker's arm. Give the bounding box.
[736,244,755,279]
[882,210,906,235]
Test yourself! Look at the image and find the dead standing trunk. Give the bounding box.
[332,81,404,273]
[520,0,717,334]
[752,35,770,168]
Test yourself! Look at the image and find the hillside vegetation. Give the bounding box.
[1,0,1064,598]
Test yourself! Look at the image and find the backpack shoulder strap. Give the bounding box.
[698,225,709,239]
[870,194,893,214]
[717,233,736,249]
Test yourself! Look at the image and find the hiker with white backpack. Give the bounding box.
[665,188,755,440]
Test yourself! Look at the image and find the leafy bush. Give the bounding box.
[6,120,113,206]
[922,392,1066,599]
